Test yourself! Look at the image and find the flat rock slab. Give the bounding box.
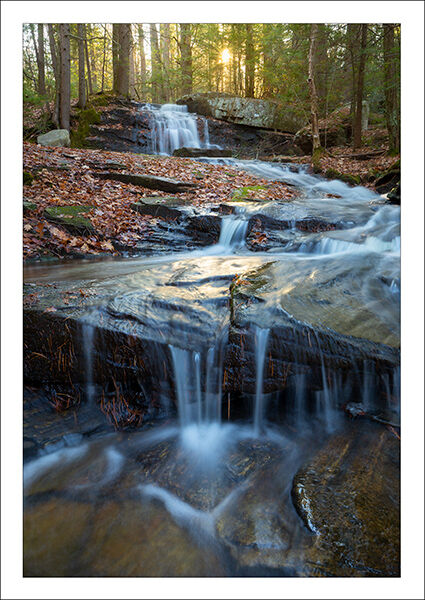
[93,171,197,193]
[172,147,233,158]
[37,129,70,148]
[131,196,190,219]
[44,205,95,235]
[292,421,400,576]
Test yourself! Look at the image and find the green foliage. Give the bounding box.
[23,172,35,186]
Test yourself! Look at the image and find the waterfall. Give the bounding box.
[144,103,214,156]
[217,214,249,251]
[82,322,95,404]
[169,337,225,428]
[253,326,270,435]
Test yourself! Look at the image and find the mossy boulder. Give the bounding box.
[71,107,101,148]
[23,171,35,186]
[44,205,95,235]
[23,202,37,215]
[324,168,361,186]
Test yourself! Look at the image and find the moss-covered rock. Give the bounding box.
[71,107,101,148]
[44,205,95,235]
[23,202,37,214]
[325,168,361,186]
[23,171,34,186]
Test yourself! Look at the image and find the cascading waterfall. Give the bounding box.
[253,326,270,435]
[217,213,249,251]
[82,322,95,405]
[144,103,215,155]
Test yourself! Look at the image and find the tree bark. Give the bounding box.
[117,24,131,97]
[101,26,107,93]
[353,24,368,148]
[84,27,93,96]
[245,24,255,97]
[383,24,400,153]
[112,24,119,93]
[77,24,86,108]
[138,25,147,98]
[150,24,161,102]
[48,24,60,126]
[59,24,71,130]
[37,24,46,97]
[308,24,322,155]
[180,24,192,96]
[160,23,170,102]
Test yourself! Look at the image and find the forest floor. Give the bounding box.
[23,142,297,260]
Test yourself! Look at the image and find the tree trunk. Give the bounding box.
[313,24,328,116]
[37,24,46,97]
[88,24,97,91]
[84,28,93,96]
[150,24,162,102]
[383,24,400,153]
[160,24,170,102]
[353,24,368,148]
[308,24,322,156]
[48,24,60,126]
[117,24,130,97]
[245,24,255,97]
[77,24,86,108]
[101,26,107,93]
[180,24,192,96]
[59,24,71,130]
[129,28,136,99]
[112,24,119,93]
[138,25,147,98]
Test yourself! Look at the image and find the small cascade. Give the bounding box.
[144,103,214,156]
[217,213,249,251]
[82,322,95,404]
[253,326,270,435]
[169,336,226,428]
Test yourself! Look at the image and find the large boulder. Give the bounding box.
[177,92,306,134]
[294,105,352,153]
[37,129,71,148]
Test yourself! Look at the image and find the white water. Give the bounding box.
[253,327,270,436]
[144,103,216,156]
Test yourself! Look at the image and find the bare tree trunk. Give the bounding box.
[308,24,322,156]
[117,24,130,97]
[245,24,255,97]
[77,24,86,108]
[37,24,46,96]
[138,25,147,98]
[112,24,119,93]
[129,26,136,99]
[180,24,192,96]
[48,24,60,126]
[150,24,162,102]
[353,24,368,148]
[59,24,71,130]
[101,26,107,93]
[160,24,170,102]
[87,24,97,91]
[84,27,93,96]
[383,24,400,153]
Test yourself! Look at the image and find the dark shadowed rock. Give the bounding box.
[172,147,233,158]
[93,171,197,192]
[130,197,190,219]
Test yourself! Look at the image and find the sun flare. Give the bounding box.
[220,48,231,64]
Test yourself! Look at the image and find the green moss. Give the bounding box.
[44,205,94,234]
[23,171,34,186]
[325,169,360,186]
[312,146,325,169]
[89,93,115,107]
[231,185,268,202]
[23,202,37,214]
[71,107,101,148]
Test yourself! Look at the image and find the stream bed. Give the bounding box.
[23,106,400,577]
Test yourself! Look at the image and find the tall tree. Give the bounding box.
[112,24,119,93]
[150,24,162,102]
[77,23,86,108]
[59,24,71,130]
[244,24,255,97]
[84,25,93,96]
[37,24,46,97]
[353,24,368,148]
[160,24,170,102]
[308,24,322,157]
[180,24,192,96]
[48,24,60,126]
[138,25,147,98]
[383,24,400,153]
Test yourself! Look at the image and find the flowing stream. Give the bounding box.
[23,104,400,577]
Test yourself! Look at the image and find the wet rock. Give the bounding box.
[24,498,94,576]
[172,147,233,158]
[44,205,95,235]
[185,214,222,244]
[37,129,71,148]
[292,421,400,576]
[130,196,189,219]
[387,183,400,205]
[93,171,197,192]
